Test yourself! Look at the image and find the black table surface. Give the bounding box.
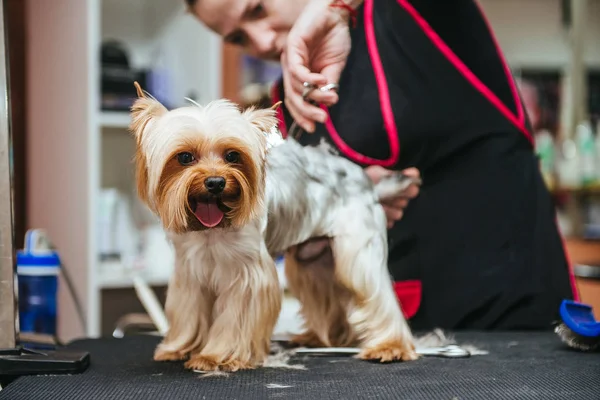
[1,331,599,400]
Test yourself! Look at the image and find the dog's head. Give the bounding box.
[130,83,280,233]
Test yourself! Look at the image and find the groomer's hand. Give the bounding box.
[365,166,421,229]
[281,0,353,133]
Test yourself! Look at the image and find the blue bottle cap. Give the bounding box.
[16,250,61,267]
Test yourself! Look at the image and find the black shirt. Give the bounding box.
[272,0,576,330]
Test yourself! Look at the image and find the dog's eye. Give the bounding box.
[177,152,196,166]
[224,151,240,163]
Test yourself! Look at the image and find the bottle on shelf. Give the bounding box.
[556,136,581,190]
[575,120,597,187]
[534,129,556,190]
[16,230,61,337]
[594,120,600,182]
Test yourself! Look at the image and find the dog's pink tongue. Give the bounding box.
[194,202,224,228]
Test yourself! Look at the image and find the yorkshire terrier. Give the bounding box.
[130,83,419,372]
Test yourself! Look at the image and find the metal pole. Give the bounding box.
[569,0,587,126]
[0,0,17,350]
[561,0,588,141]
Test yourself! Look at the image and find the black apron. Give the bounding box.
[272,0,578,330]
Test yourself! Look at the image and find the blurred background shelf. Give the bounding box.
[96,260,171,290]
[100,112,130,129]
[98,275,170,290]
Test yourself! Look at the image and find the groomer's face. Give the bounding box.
[190,0,309,61]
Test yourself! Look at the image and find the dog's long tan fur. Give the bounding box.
[130,84,282,371]
[130,83,417,372]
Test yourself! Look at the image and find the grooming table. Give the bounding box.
[0,331,598,400]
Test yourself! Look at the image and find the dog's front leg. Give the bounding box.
[184,253,282,372]
[332,203,418,363]
[154,273,213,362]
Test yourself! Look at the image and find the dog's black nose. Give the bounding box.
[205,176,226,194]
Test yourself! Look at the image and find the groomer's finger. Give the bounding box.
[285,93,328,132]
[291,67,327,91]
[382,198,409,210]
[282,53,327,132]
[305,88,338,106]
[284,52,327,100]
[398,167,421,198]
[318,62,346,105]
[285,47,328,88]
[364,165,393,185]
[288,78,338,106]
[385,205,404,221]
[402,168,421,185]
[390,182,420,200]
[404,183,420,199]
[384,206,403,228]
[283,74,328,132]
[402,167,420,178]
[284,51,333,117]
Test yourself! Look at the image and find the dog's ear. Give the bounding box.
[129,81,167,142]
[134,151,151,208]
[244,105,285,151]
[130,82,165,207]
[243,106,279,134]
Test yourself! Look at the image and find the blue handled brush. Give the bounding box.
[554,300,600,351]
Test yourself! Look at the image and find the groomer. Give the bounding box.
[187,0,578,330]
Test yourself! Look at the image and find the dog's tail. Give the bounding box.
[373,172,422,202]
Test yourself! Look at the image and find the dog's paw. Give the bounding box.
[185,355,220,371]
[154,347,187,362]
[220,358,256,372]
[185,355,255,372]
[359,340,418,363]
[290,330,326,348]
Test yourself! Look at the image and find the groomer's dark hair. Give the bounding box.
[185,0,197,7]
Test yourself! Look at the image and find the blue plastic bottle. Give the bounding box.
[16,230,61,336]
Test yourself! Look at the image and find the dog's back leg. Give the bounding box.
[330,202,418,362]
[284,243,356,348]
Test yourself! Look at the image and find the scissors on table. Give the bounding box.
[292,344,472,359]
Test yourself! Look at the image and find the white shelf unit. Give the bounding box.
[99,112,131,129]
[27,0,222,342]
